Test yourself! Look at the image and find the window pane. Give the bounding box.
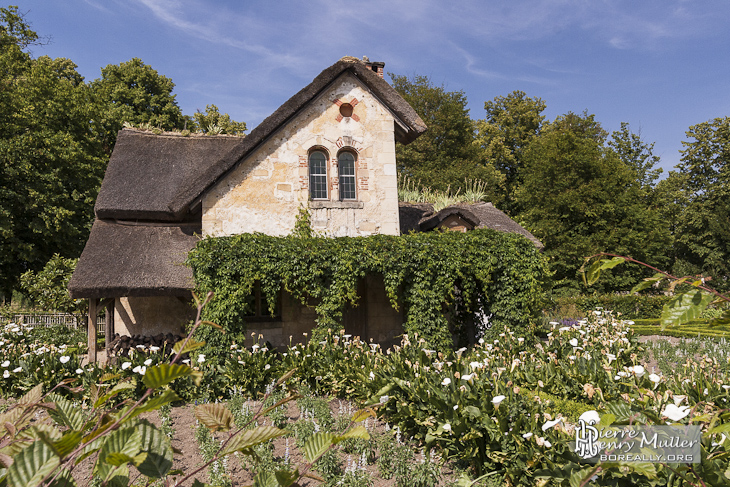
[338,152,356,200]
[309,151,328,199]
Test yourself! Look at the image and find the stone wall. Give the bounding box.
[114,296,194,337]
[202,73,401,238]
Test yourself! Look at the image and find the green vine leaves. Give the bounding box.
[187,229,549,349]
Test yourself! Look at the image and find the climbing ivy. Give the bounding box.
[187,229,548,350]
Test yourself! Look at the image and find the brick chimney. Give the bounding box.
[362,57,385,78]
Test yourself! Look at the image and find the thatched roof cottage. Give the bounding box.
[68,56,540,360]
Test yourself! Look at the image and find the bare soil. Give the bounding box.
[66,397,456,487]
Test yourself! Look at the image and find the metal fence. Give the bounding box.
[5,313,106,335]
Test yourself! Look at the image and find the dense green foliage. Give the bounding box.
[0,7,106,302]
[672,117,730,290]
[548,294,670,320]
[390,74,505,200]
[0,8,244,303]
[19,254,83,313]
[187,229,548,350]
[516,113,670,294]
[475,90,546,213]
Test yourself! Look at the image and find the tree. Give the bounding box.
[672,117,730,289]
[390,74,504,200]
[91,57,186,150]
[475,90,546,213]
[515,112,671,294]
[20,254,84,313]
[0,8,106,302]
[608,122,663,193]
[191,104,247,135]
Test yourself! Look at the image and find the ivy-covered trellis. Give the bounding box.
[187,229,548,349]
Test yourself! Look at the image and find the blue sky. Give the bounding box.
[13,0,730,173]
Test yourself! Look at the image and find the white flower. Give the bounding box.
[593,310,602,316]
[60,356,70,364]
[461,374,474,381]
[492,395,506,406]
[182,359,190,365]
[121,362,132,370]
[443,423,452,432]
[569,338,578,347]
[543,439,553,448]
[76,368,83,374]
[144,359,153,366]
[522,432,533,439]
[13,367,22,373]
[442,378,451,386]
[478,338,485,345]
[583,352,592,361]
[662,404,691,421]
[264,364,271,370]
[629,365,645,378]
[1,360,9,368]
[136,344,146,349]
[132,365,141,373]
[453,405,459,410]
[723,385,730,391]
[579,410,600,425]
[649,373,661,384]
[704,388,709,396]
[380,395,390,404]
[469,361,482,370]
[369,371,375,380]
[2,370,8,378]
[198,354,206,363]
[559,326,571,332]
[139,366,146,375]
[606,353,616,364]
[542,418,562,431]
[517,337,524,343]
[149,346,160,352]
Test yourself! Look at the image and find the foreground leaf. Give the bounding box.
[303,432,336,463]
[195,403,234,432]
[7,440,60,487]
[661,289,714,329]
[221,426,288,456]
[135,420,173,478]
[143,363,196,389]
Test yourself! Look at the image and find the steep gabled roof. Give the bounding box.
[168,56,427,216]
[68,220,198,299]
[94,130,243,221]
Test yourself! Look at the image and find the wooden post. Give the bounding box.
[104,299,114,357]
[88,298,98,363]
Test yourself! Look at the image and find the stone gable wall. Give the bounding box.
[201,73,400,237]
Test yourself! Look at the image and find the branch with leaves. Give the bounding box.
[581,252,730,330]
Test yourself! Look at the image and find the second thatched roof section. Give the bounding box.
[68,220,198,299]
[398,202,543,249]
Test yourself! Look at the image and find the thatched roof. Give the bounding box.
[94,130,242,221]
[169,56,428,215]
[68,220,198,299]
[398,202,544,249]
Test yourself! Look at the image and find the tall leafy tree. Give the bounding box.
[672,117,730,289]
[608,122,663,193]
[516,112,671,294]
[390,74,504,200]
[91,57,186,150]
[475,90,546,213]
[0,7,106,302]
